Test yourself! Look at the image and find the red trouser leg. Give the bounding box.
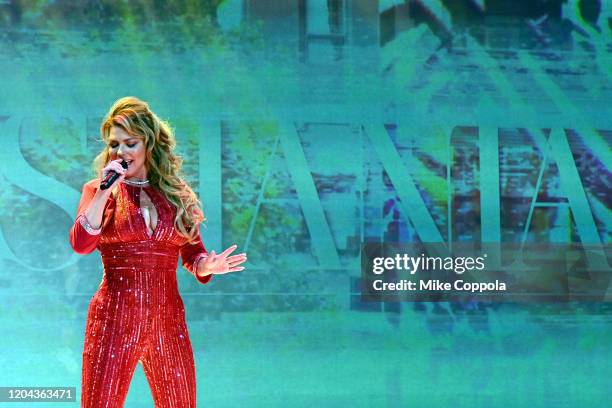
[81,293,143,408]
[81,289,197,408]
[140,309,197,408]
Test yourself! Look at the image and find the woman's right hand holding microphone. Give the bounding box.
[100,159,128,192]
[82,159,128,231]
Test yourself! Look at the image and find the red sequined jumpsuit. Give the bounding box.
[69,179,212,408]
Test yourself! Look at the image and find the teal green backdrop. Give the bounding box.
[0,1,610,407]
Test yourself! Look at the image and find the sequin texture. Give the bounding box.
[69,179,212,407]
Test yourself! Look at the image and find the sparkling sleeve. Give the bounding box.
[69,182,102,254]
[180,227,213,285]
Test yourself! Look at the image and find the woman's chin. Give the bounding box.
[125,171,145,179]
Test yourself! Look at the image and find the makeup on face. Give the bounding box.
[108,126,147,179]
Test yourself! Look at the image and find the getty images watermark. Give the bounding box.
[371,252,501,293]
[361,243,611,302]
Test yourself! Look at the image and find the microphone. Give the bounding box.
[100,160,128,190]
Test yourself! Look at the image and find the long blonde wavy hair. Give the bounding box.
[93,96,205,244]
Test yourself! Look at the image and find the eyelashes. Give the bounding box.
[109,143,137,148]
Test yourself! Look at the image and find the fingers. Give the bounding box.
[209,265,245,275]
[207,256,246,267]
[227,253,246,260]
[227,254,247,266]
[209,247,244,260]
[103,160,127,178]
[105,159,126,170]
[111,161,127,173]
[218,266,245,274]
[203,248,247,275]
[219,244,238,258]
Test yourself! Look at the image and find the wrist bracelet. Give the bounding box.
[79,214,102,235]
[193,253,209,275]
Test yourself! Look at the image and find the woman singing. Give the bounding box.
[69,96,246,407]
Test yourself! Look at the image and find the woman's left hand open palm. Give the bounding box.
[198,244,246,276]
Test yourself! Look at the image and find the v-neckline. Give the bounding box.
[125,183,161,240]
[140,189,158,238]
